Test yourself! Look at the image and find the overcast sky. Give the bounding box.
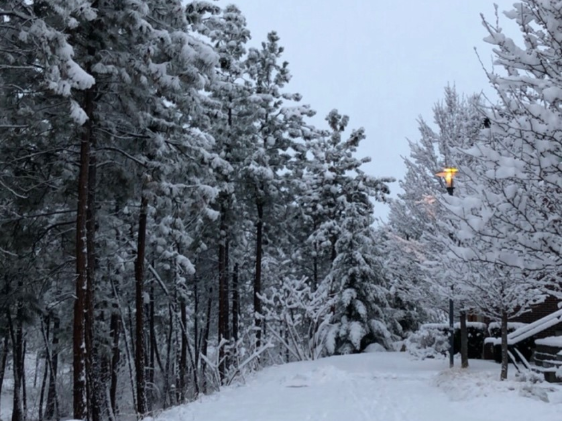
[216,0,515,221]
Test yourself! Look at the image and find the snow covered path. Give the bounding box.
[154,352,562,421]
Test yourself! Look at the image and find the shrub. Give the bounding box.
[405,323,450,359]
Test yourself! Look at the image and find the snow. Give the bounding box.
[151,352,562,421]
[453,322,487,329]
[364,342,386,353]
[542,86,562,103]
[488,322,528,331]
[536,337,562,347]
[70,100,89,125]
[1,391,11,421]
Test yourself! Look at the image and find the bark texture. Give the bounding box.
[134,195,149,415]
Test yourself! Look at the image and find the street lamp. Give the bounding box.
[436,167,458,368]
[436,167,458,196]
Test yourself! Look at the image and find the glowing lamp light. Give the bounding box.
[436,167,458,195]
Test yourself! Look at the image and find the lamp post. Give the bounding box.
[436,167,458,369]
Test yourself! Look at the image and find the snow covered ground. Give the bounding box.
[152,351,562,421]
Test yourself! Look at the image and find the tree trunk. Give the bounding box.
[192,275,200,397]
[0,338,7,420]
[39,348,48,421]
[45,316,59,421]
[500,310,508,381]
[254,201,264,348]
[218,205,229,379]
[164,304,174,408]
[8,309,23,421]
[74,85,94,421]
[148,284,155,411]
[86,138,101,421]
[312,219,319,291]
[0,335,9,412]
[202,288,212,394]
[109,306,120,417]
[178,298,188,402]
[460,310,469,368]
[134,195,149,415]
[193,274,200,356]
[21,340,27,421]
[231,264,239,344]
[313,244,318,291]
[111,280,136,413]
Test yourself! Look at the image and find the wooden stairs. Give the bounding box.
[530,341,562,383]
[491,309,562,383]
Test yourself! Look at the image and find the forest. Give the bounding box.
[0,1,561,420]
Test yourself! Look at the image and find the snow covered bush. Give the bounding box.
[405,324,450,359]
[260,277,336,361]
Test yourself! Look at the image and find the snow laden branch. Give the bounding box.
[442,1,562,296]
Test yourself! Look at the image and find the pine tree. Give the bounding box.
[2,0,225,416]
[203,4,253,379]
[244,31,315,347]
[303,110,393,353]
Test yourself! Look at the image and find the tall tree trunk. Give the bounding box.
[164,304,174,408]
[202,288,212,394]
[45,317,59,421]
[193,275,201,398]
[178,297,188,402]
[500,310,508,381]
[109,306,120,417]
[460,310,469,369]
[231,264,239,344]
[0,335,9,415]
[218,205,229,379]
[254,200,264,348]
[313,245,318,291]
[86,137,101,421]
[148,284,155,411]
[150,321,165,390]
[111,280,136,413]
[38,343,48,421]
[7,308,23,421]
[74,85,94,421]
[192,274,201,397]
[193,274,200,362]
[134,195,149,415]
[21,340,27,421]
[312,219,319,291]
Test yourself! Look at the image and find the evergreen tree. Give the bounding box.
[305,111,393,353]
[0,0,411,415]
[243,31,315,347]
[202,4,254,379]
